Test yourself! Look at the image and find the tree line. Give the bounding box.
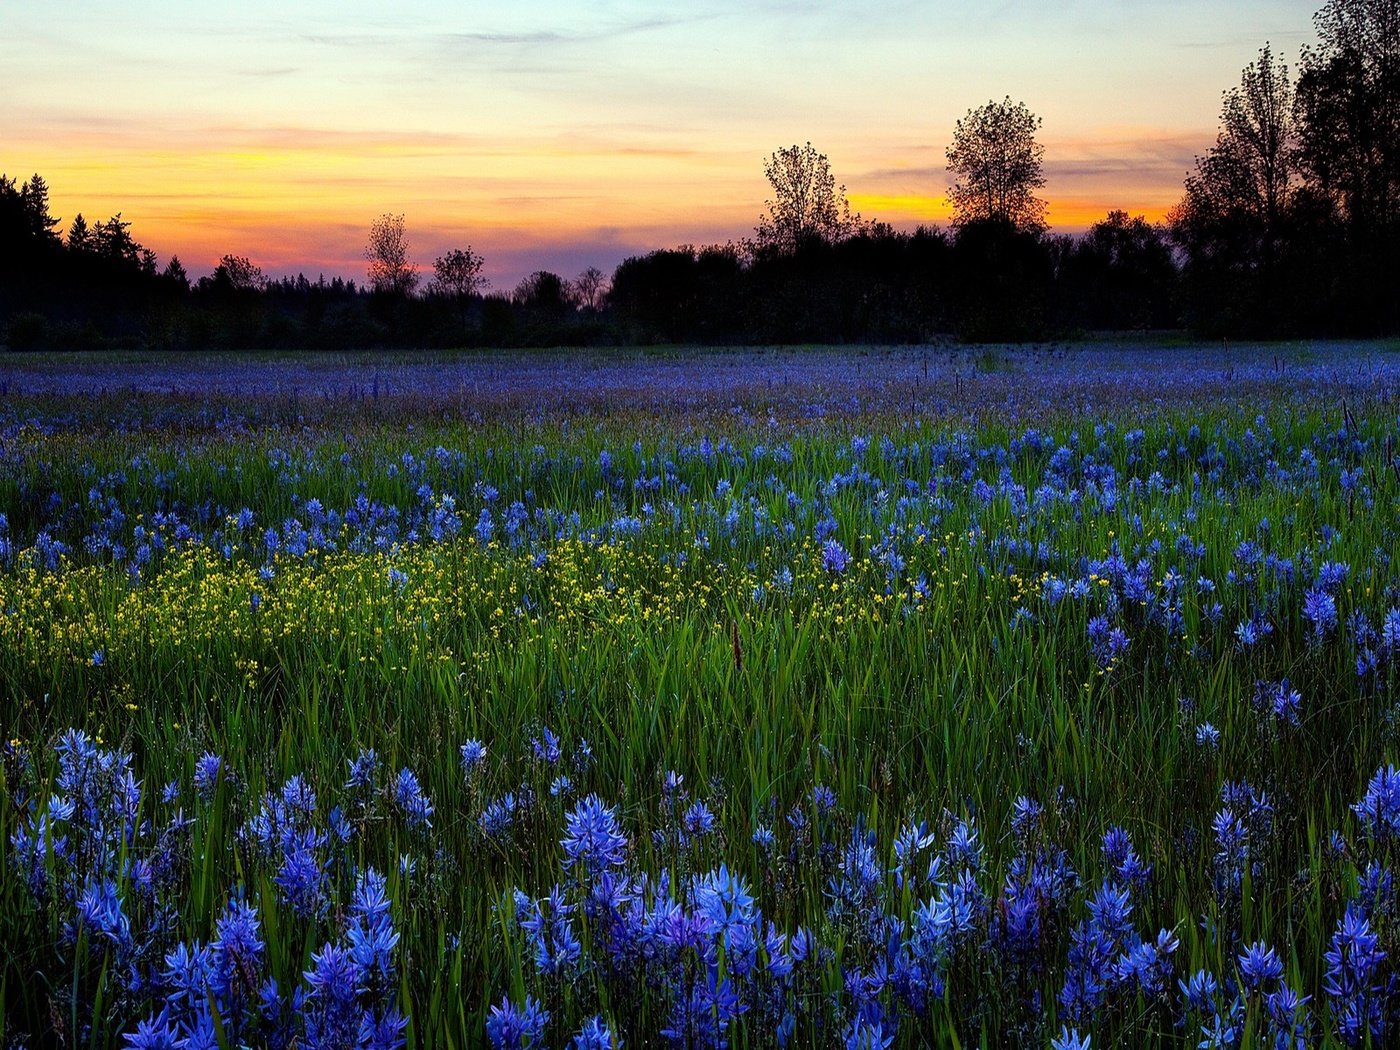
[2,0,1396,349]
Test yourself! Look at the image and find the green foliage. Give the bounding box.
[1,369,1399,1043]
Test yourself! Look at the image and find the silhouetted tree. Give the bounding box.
[1293,0,1400,332]
[1060,211,1179,330]
[162,255,189,291]
[15,174,61,244]
[432,247,487,327]
[211,255,265,292]
[951,217,1055,341]
[755,143,861,255]
[1171,44,1305,332]
[365,213,418,296]
[90,214,146,269]
[610,245,746,342]
[1174,45,1295,253]
[1,173,62,277]
[946,98,1047,232]
[569,266,608,313]
[513,270,572,336]
[66,214,91,253]
[1296,0,1400,231]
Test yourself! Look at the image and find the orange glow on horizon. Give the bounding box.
[10,125,1192,286]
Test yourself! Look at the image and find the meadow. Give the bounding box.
[2,342,1400,1049]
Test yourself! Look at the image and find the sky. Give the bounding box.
[1,0,1319,289]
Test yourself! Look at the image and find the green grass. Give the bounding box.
[1,388,1398,1045]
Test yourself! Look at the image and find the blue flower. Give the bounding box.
[274,829,326,917]
[822,539,851,574]
[123,1010,182,1049]
[1050,1026,1091,1050]
[347,748,379,790]
[1381,607,1400,654]
[520,885,581,978]
[1353,765,1400,843]
[460,739,487,776]
[1324,902,1386,1046]
[347,868,399,989]
[1264,982,1310,1049]
[193,753,223,801]
[486,994,550,1049]
[562,795,628,874]
[481,793,517,838]
[1302,587,1338,640]
[569,1016,617,1050]
[1238,940,1284,992]
[693,864,755,932]
[844,1018,895,1049]
[1180,968,1220,1012]
[393,768,433,831]
[532,726,562,766]
[682,799,717,840]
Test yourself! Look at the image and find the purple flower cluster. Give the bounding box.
[12,725,1400,1045]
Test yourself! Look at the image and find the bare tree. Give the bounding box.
[365,213,418,296]
[568,266,608,312]
[946,97,1048,231]
[432,247,487,326]
[755,142,861,254]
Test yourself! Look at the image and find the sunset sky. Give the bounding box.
[2,1,1318,289]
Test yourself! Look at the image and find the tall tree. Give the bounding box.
[755,143,860,255]
[1229,43,1295,235]
[213,254,265,292]
[945,98,1047,232]
[67,213,91,253]
[568,266,608,313]
[1295,0,1400,230]
[1169,44,1303,333]
[18,174,61,243]
[432,247,487,327]
[90,213,144,266]
[162,255,189,291]
[512,270,570,319]
[1173,45,1296,256]
[1062,211,1179,330]
[365,213,418,296]
[1,173,61,268]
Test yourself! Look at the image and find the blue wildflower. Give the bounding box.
[193,753,223,801]
[460,739,487,777]
[1353,765,1400,844]
[393,768,433,831]
[347,748,379,790]
[822,539,851,574]
[486,994,550,1049]
[1050,1027,1091,1050]
[1324,902,1387,1046]
[562,794,628,874]
[1238,940,1284,992]
[1303,587,1338,640]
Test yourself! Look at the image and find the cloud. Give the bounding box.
[232,66,299,77]
[299,14,706,58]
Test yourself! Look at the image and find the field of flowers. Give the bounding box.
[2,342,1400,1049]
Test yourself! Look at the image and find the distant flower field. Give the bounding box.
[3,343,1400,1048]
